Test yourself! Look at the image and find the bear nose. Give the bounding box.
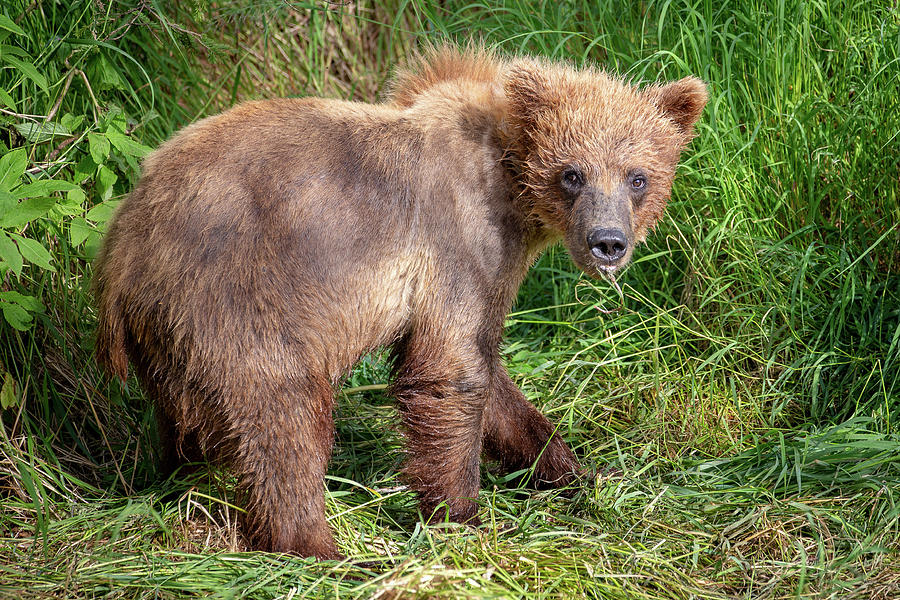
[587,228,628,262]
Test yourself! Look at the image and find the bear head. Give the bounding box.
[504,59,707,279]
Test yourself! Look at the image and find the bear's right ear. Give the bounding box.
[504,60,562,132]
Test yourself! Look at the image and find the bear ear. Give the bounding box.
[645,76,708,136]
[504,59,563,131]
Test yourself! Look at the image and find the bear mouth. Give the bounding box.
[597,264,620,282]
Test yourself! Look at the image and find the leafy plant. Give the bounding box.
[0,4,152,332]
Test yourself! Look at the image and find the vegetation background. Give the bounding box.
[0,0,898,598]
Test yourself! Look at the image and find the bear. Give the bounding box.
[92,45,707,559]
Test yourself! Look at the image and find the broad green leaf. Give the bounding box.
[73,155,95,184]
[0,14,25,36]
[0,299,31,331]
[0,196,56,228]
[0,371,17,410]
[0,189,14,213]
[50,186,87,218]
[107,130,152,158]
[60,113,83,132]
[67,187,86,204]
[0,230,21,276]
[88,54,125,92]
[10,233,54,271]
[14,179,77,199]
[69,216,92,247]
[0,87,14,110]
[122,153,140,176]
[0,290,43,312]
[105,109,127,134]
[14,121,72,144]
[88,132,110,164]
[0,148,26,192]
[50,195,85,218]
[96,165,117,202]
[3,56,48,93]
[83,229,103,260]
[86,199,120,222]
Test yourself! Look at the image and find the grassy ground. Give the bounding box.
[1,0,898,598]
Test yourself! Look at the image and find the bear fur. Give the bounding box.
[93,45,707,559]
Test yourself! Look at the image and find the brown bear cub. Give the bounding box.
[93,46,706,559]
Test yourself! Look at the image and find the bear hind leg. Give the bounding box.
[483,368,581,488]
[222,373,340,559]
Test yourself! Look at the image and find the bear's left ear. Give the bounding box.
[645,76,708,137]
[504,59,563,132]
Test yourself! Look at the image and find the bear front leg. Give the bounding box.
[483,367,581,488]
[392,339,488,524]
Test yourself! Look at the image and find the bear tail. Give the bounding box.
[92,253,130,383]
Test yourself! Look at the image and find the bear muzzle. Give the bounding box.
[586,227,628,264]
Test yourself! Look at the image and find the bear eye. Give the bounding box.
[561,167,584,191]
[630,174,647,190]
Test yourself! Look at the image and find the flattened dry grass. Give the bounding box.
[1,0,899,598]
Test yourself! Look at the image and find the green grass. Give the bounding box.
[1,0,899,598]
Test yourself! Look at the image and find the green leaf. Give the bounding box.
[83,229,102,260]
[86,199,119,222]
[50,191,85,218]
[0,290,43,312]
[0,14,25,36]
[0,87,14,110]
[3,56,48,94]
[96,165,117,202]
[88,54,125,92]
[0,189,14,213]
[0,230,22,276]
[0,290,40,331]
[10,233,54,271]
[0,148,27,192]
[107,130,152,158]
[14,179,77,199]
[69,216,92,247]
[0,371,18,410]
[60,112,83,132]
[67,187,86,204]
[0,196,56,228]
[73,155,95,184]
[0,299,32,331]
[104,109,127,134]
[51,201,83,219]
[88,132,110,164]
[14,121,72,144]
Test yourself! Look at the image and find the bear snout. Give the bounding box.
[587,227,628,264]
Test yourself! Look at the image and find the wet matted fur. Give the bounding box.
[93,46,707,558]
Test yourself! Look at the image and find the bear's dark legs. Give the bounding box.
[224,373,340,559]
[133,362,201,478]
[154,405,183,477]
[483,368,580,488]
[393,335,487,524]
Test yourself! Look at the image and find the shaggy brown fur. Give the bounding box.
[93,46,706,559]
